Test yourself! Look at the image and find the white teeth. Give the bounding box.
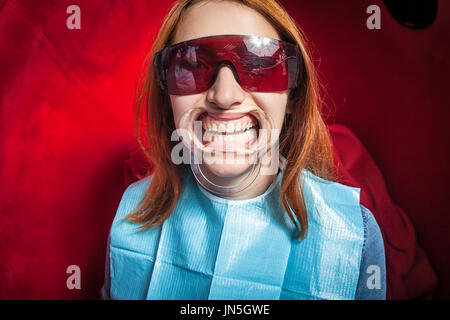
[200,113,259,145]
[203,127,258,143]
[218,123,227,133]
[203,121,256,133]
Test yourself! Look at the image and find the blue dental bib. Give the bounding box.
[107,165,364,300]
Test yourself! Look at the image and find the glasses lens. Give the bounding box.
[166,44,216,95]
[159,35,301,95]
[236,39,298,92]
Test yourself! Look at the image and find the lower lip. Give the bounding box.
[203,132,258,152]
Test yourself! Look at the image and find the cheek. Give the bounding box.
[169,94,203,128]
[251,92,289,128]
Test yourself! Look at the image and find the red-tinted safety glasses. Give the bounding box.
[153,35,303,95]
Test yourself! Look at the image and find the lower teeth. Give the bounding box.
[202,128,257,143]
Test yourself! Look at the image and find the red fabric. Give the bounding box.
[0,0,168,299]
[0,0,447,299]
[329,125,438,299]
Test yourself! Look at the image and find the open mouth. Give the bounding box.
[196,112,260,152]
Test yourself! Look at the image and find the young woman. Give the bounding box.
[101,0,386,300]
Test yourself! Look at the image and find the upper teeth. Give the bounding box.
[204,121,256,134]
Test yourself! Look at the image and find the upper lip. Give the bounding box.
[201,111,253,121]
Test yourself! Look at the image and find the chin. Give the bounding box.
[201,157,254,178]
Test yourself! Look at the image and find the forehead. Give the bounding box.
[172,1,280,44]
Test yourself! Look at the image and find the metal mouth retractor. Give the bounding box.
[176,107,279,197]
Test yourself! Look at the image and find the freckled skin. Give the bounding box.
[169,1,291,200]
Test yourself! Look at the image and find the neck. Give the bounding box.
[222,169,278,200]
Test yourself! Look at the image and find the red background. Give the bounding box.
[0,0,448,299]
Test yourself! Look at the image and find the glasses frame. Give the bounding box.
[153,34,304,95]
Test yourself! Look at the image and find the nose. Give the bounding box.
[206,65,246,109]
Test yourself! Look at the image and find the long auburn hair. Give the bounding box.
[125,0,335,239]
